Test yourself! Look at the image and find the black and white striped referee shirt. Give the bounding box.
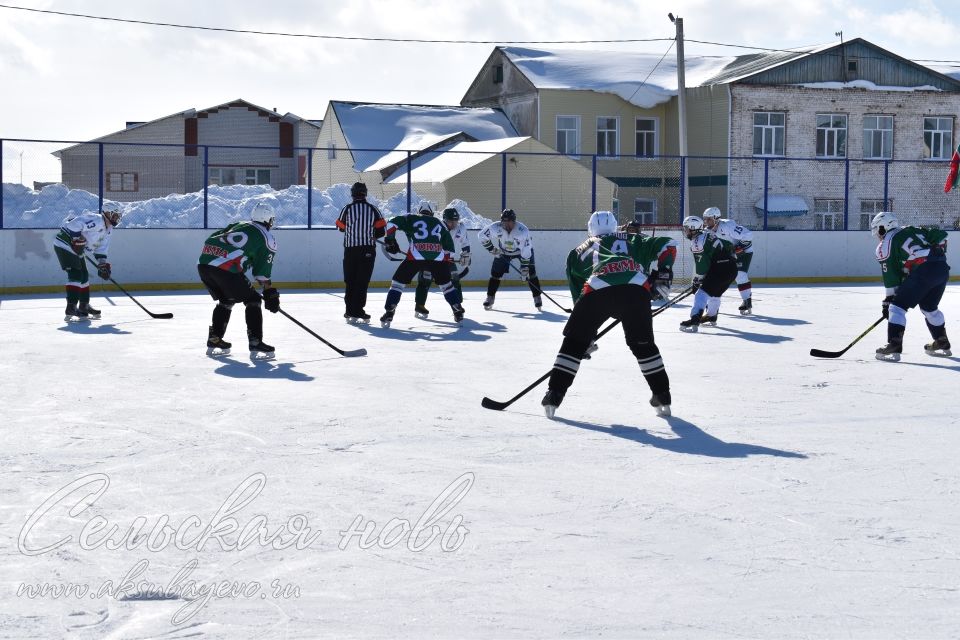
[336,200,386,248]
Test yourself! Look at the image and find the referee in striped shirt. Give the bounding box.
[336,182,386,323]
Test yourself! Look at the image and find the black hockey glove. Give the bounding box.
[96,261,112,280]
[692,276,703,292]
[519,264,530,280]
[882,295,894,319]
[384,236,401,254]
[263,287,281,313]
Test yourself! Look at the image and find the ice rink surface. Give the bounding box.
[2,283,959,639]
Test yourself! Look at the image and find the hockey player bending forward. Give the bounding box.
[197,202,281,358]
[54,202,123,321]
[478,209,543,310]
[680,215,738,333]
[871,212,951,361]
[381,202,465,327]
[542,211,674,419]
[703,207,754,314]
[413,206,471,319]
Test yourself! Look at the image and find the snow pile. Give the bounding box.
[1,182,493,230]
[500,47,736,109]
[794,80,943,92]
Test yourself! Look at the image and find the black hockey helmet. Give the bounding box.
[351,182,368,199]
[501,208,517,222]
[442,207,460,222]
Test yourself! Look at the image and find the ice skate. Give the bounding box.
[248,338,276,361]
[452,304,465,324]
[649,392,672,417]
[679,315,701,333]
[541,389,564,419]
[738,297,752,316]
[924,336,952,357]
[79,302,101,319]
[701,314,718,327]
[206,327,232,357]
[533,295,543,310]
[414,304,430,320]
[64,302,88,323]
[875,342,902,362]
[380,307,395,328]
[483,295,495,310]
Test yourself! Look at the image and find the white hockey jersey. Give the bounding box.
[478,221,533,259]
[710,219,753,252]
[54,212,113,258]
[449,222,471,259]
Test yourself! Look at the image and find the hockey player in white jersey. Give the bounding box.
[413,206,472,318]
[52,201,123,321]
[478,209,542,310]
[703,207,754,314]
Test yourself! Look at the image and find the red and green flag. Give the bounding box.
[945,143,960,193]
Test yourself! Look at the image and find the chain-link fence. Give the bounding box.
[2,138,958,231]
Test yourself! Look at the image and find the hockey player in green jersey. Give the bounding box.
[413,206,471,319]
[542,211,674,418]
[53,201,122,321]
[197,202,281,358]
[678,215,738,333]
[380,202,466,327]
[871,212,951,360]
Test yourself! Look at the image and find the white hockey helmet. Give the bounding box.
[682,215,704,239]
[418,201,435,216]
[870,211,899,238]
[101,201,123,226]
[587,210,618,237]
[702,207,722,227]
[251,201,276,228]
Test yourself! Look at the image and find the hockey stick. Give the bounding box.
[278,308,367,357]
[84,255,174,319]
[481,286,693,410]
[507,262,572,313]
[810,317,884,358]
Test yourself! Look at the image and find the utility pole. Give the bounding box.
[19,150,24,185]
[670,13,689,217]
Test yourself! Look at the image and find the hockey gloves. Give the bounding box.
[71,237,87,254]
[882,295,894,319]
[519,264,530,280]
[263,287,281,313]
[96,260,112,280]
[650,268,673,301]
[692,276,703,292]
[384,236,401,254]
[459,251,472,268]
[483,242,501,257]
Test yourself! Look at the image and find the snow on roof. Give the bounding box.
[794,80,942,92]
[931,65,960,82]
[365,131,469,173]
[755,195,809,217]
[499,46,736,109]
[384,137,529,184]
[331,102,518,172]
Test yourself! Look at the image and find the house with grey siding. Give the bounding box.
[55,99,322,202]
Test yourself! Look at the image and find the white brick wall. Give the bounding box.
[728,85,960,231]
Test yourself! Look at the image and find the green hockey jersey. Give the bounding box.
[690,232,733,277]
[566,232,677,302]
[386,214,455,262]
[876,226,948,290]
[198,221,277,282]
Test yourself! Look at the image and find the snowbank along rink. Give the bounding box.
[3,283,960,639]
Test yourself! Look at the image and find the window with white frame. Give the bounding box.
[635,118,657,158]
[556,116,580,156]
[814,198,845,230]
[816,114,847,158]
[634,198,656,225]
[753,112,785,156]
[209,167,272,186]
[106,171,138,192]
[596,116,619,157]
[863,116,893,159]
[924,116,953,159]
[859,199,891,230]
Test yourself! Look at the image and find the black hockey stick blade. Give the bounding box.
[85,256,174,319]
[278,309,366,357]
[341,347,368,358]
[481,371,552,411]
[809,317,884,358]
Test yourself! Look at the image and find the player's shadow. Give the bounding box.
[57,322,132,335]
[213,358,314,381]
[353,318,506,342]
[892,357,960,372]
[487,307,568,322]
[737,314,810,327]
[554,416,807,459]
[699,324,792,344]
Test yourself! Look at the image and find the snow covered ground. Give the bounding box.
[2,284,959,639]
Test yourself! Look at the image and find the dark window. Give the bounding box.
[106,172,138,192]
[847,59,858,73]
[493,64,503,84]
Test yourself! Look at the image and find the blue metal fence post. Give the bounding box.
[762,158,769,231]
[843,159,850,231]
[679,156,686,224]
[501,152,507,212]
[307,148,313,229]
[0,138,4,229]
[883,160,890,211]
[203,146,209,229]
[406,151,412,212]
[591,154,597,213]
[98,143,104,212]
